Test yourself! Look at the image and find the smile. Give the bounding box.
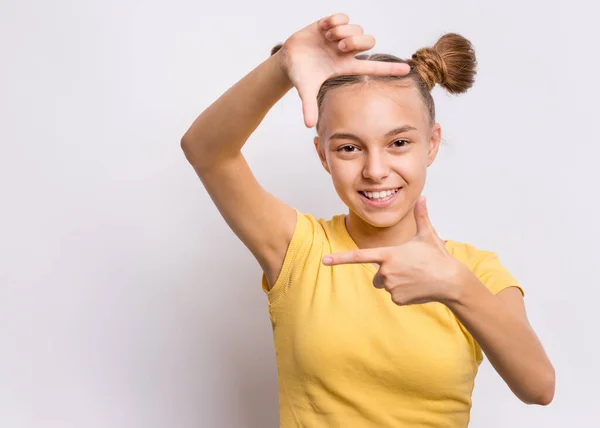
[358,188,401,207]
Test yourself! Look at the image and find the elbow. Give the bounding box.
[535,380,555,406]
[180,135,192,156]
[528,389,554,406]
[524,367,556,406]
[180,136,225,170]
[180,136,200,166]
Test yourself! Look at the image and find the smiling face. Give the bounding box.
[314,81,441,230]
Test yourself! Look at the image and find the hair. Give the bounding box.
[270,33,477,131]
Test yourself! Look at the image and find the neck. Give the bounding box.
[345,208,418,250]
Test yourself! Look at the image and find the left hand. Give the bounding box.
[322,196,467,306]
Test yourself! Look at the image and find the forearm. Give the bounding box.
[181,51,293,169]
[446,271,555,405]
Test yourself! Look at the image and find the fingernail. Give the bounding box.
[322,256,332,265]
[339,41,346,51]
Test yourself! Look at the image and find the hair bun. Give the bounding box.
[411,47,448,90]
[410,33,477,94]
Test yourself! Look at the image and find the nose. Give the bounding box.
[362,151,390,182]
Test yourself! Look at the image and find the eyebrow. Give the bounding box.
[328,125,418,143]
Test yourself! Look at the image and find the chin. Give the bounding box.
[356,209,405,229]
[345,191,409,229]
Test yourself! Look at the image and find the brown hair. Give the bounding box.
[271,33,477,131]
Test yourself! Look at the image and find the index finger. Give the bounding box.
[346,59,411,77]
[322,247,387,266]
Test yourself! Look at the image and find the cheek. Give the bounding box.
[393,151,428,180]
[329,159,362,192]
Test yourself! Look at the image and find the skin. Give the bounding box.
[183,9,555,407]
[314,80,555,405]
[314,81,439,250]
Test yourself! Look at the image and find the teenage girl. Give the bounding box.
[181,13,555,428]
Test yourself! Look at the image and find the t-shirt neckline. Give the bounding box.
[333,213,453,276]
[334,214,379,275]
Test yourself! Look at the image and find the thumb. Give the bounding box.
[414,196,437,239]
[296,83,320,128]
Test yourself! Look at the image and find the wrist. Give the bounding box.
[440,261,478,307]
[270,46,293,87]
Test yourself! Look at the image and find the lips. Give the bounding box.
[358,187,402,208]
[359,188,401,200]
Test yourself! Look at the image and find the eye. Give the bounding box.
[338,145,359,153]
[391,139,409,148]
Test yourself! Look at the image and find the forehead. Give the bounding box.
[319,82,428,137]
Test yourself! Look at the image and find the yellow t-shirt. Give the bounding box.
[261,210,523,428]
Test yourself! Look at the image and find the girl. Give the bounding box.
[181,13,554,428]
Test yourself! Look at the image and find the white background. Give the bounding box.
[1,0,598,426]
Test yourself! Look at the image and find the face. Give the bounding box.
[314,81,441,229]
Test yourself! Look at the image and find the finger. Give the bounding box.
[336,34,376,53]
[372,272,385,289]
[296,82,320,128]
[390,285,431,306]
[344,56,411,77]
[301,95,318,128]
[318,13,350,31]
[322,247,387,266]
[324,24,364,41]
[414,195,440,240]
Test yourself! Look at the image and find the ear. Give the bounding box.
[314,136,331,174]
[426,123,442,167]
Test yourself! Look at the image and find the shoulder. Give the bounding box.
[445,240,523,296]
[445,240,494,265]
[294,211,346,242]
[261,210,346,304]
[273,209,346,269]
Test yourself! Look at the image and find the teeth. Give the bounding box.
[362,188,399,200]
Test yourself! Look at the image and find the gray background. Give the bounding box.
[1,0,598,426]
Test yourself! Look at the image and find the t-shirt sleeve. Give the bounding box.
[260,209,319,307]
[470,250,524,297]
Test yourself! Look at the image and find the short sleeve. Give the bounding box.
[471,250,524,297]
[261,209,319,307]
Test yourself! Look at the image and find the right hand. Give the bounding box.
[277,13,411,128]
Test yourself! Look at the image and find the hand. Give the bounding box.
[322,196,467,306]
[277,13,410,128]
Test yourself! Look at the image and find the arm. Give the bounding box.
[181,52,297,287]
[322,196,555,405]
[181,14,410,287]
[447,275,555,405]
[181,52,292,169]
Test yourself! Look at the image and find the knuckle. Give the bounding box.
[327,27,340,39]
[378,267,389,278]
[344,35,363,51]
[340,37,354,51]
[391,292,405,306]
